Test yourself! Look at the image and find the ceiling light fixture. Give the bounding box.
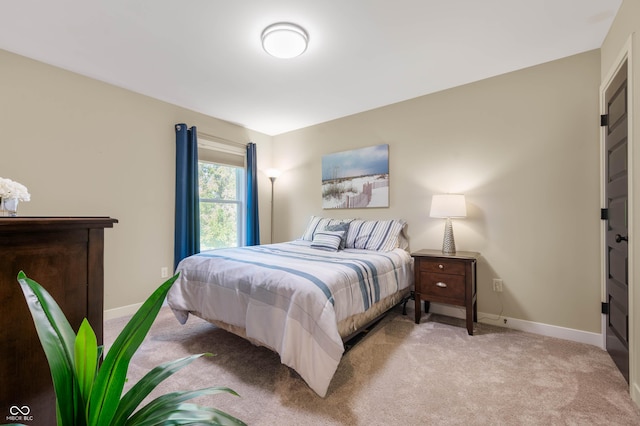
[261,22,308,59]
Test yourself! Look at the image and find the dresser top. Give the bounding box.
[411,249,480,261]
[0,217,118,231]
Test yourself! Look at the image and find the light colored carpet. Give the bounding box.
[104,305,640,425]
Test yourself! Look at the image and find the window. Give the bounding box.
[197,137,246,251]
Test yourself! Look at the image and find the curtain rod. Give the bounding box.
[197,131,248,149]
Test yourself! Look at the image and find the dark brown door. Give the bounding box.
[603,60,629,383]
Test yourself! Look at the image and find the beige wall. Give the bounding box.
[0,49,273,311]
[600,0,640,407]
[0,45,605,335]
[273,50,602,333]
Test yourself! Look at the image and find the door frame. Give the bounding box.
[600,35,634,390]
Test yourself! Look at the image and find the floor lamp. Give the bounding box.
[266,169,281,243]
[430,194,467,254]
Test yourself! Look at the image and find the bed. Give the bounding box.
[166,217,413,397]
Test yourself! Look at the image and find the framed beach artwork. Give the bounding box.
[322,144,389,209]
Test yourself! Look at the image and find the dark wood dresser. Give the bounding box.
[412,249,479,335]
[0,217,117,425]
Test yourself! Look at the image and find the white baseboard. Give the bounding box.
[104,299,170,321]
[104,302,143,320]
[106,301,602,348]
[427,303,603,348]
[632,382,640,408]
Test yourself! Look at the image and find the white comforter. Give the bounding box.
[166,241,413,397]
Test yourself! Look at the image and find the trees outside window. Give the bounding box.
[198,162,244,250]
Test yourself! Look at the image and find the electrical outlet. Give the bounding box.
[161,267,169,278]
[492,278,503,292]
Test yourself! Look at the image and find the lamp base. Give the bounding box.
[442,217,456,255]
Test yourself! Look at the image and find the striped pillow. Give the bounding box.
[310,230,345,251]
[345,219,406,251]
[300,216,354,241]
[324,222,350,249]
[300,215,324,241]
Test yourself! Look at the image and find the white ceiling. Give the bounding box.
[0,0,622,136]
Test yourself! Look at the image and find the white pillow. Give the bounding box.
[345,219,406,251]
[310,230,345,252]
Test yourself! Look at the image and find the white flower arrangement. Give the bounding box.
[0,177,31,201]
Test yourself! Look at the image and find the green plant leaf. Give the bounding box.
[126,387,241,425]
[125,402,246,426]
[16,271,85,426]
[17,271,245,426]
[75,319,98,407]
[87,274,180,426]
[111,353,213,425]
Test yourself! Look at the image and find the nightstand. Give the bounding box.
[412,249,480,335]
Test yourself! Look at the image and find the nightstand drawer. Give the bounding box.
[412,249,479,334]
[421,272,465,300]
[418,260,465,275]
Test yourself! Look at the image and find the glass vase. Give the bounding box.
[1,198,19,217]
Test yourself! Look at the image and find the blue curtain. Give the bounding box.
[246,142,260,246]
[174,123,200,269]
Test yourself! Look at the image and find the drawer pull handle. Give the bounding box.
[436,282,447,288]
[438,264,444,269]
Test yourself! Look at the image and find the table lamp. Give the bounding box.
[430,194,467,255]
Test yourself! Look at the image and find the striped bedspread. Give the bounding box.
[166,240,413,397]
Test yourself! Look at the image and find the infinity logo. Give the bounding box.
[9,405,30,415]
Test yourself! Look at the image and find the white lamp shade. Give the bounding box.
[430,194,467,218]
[261,23,308,59]
[265,168,281,179]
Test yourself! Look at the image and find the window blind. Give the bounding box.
[197,137,246,167]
